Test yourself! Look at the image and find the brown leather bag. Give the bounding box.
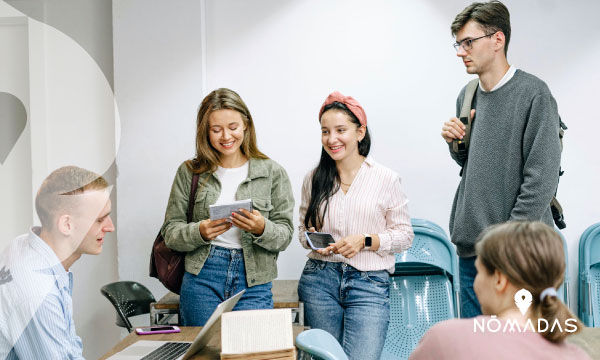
[149,173,200,294]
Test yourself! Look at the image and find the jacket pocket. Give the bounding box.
[253,198,274,218]
[193,190,210,221]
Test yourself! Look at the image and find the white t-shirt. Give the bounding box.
[211,162,249,249]
[479,64,517,92]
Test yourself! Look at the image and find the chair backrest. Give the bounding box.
[100,281,156,332]
[410,218,447,238]
[556,231,569,308]
[578,224,600,327]
[395,227,458,286]
[579,224,600,279]
[578,224,599,325]
[295,329,349,360]
[582,226,600,271]
[382,274,455,360]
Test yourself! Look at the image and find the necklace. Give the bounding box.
[340,159,365,187]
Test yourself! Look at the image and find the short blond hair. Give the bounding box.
[35,166,108,229]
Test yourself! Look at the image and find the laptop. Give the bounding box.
[108,290,246,360]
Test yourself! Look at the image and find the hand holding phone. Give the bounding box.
[305,232,335,250]
[135,326,181,335]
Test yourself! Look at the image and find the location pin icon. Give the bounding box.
[0,93,27,165]
[514,288,532,316]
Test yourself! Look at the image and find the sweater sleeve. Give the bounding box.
[509,92,561,221]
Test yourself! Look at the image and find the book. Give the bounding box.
[220,309,296,360]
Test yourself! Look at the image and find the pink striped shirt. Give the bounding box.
[298,157,414,272]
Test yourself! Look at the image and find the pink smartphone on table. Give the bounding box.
[135,325,181,335]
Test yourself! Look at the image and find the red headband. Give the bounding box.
[318,91,367,126]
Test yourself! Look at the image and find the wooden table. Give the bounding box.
[150,280,303,325]
[100,325,307,360]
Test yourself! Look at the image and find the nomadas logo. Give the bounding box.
[473,288,578,334]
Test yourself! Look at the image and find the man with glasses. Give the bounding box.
[441,1,562,318]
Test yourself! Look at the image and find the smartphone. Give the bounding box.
[305,232,335,250]
[135,326,181,335]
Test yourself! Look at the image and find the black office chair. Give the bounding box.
[100,281,156,332]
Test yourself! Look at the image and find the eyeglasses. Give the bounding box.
[453,32,496,52]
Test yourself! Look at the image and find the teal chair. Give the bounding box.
[578,223,600,327]
[557,231,570,308]
[411,218,447,238]
[381,226,459,360]
[296,329,348,360]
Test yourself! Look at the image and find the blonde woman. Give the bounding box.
[161,88,294,326]
[410,221,589,360]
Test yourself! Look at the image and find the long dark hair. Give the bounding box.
[304,102,371,230]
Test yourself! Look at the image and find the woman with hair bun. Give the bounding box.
[410,221,589,359]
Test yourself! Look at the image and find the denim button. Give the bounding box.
[231,249,237,255]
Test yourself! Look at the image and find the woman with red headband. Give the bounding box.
[297,91,414,359]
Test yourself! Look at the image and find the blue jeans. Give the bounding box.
[298,259,390,360]
[180,245,273,326]
[459,256,482,318]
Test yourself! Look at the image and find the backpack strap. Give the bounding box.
[187,173,200,223]
[551,117,568,229]
[452,78,479,160]
[551,196,566,229]
[558,116,567,153]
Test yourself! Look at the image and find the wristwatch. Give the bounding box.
[363,234,372,250]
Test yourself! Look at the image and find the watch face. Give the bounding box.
[365,236,372,247]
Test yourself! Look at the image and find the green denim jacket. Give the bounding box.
[160,158,294,286]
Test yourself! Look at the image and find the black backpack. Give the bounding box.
[451,79,567,229]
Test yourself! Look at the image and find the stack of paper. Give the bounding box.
[220,309,295,360]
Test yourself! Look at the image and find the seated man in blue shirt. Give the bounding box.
[0,166,115,359]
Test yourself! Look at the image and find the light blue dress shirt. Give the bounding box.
[0,227,84,359]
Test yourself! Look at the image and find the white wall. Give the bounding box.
[113,0,205,299]
[114,0,600,317]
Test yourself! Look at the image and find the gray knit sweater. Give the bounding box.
[449,69,561,257]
